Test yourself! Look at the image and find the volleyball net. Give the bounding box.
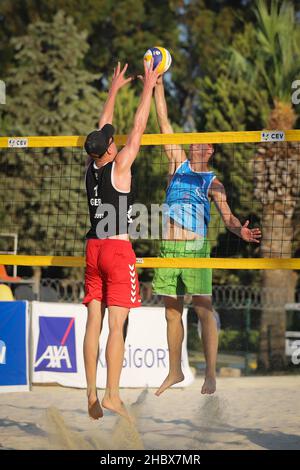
[0,130,299,270]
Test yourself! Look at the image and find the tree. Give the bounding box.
[170,0,248,130]
[0,11,100,278]
[229,0,300,369]
[0,0,182,85]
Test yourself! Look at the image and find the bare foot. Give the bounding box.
[201,376,216,395]
[88,397,103,420]
[102,396,132,421]
[155,372,184,397]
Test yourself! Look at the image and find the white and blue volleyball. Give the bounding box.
[144,46,172,74]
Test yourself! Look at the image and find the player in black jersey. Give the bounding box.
[83,61,159,420]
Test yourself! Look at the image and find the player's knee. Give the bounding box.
[194,306,213,321]
[165,308,182,322]
[109,317,127,333]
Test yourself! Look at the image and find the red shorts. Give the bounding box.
[83,238,141,308]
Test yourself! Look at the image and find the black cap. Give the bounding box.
[84,124,115,157]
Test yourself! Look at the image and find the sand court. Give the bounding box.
[0,376,300,451]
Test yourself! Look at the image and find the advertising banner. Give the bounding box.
[31,302,194,388]
[0,301,30,393]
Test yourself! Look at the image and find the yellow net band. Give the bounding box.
[0,255,299,269]
[1,129,300,148]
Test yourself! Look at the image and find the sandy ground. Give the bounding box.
[0,376,300,450]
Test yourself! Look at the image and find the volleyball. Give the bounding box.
[144,46,172,74]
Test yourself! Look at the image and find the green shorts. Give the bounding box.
[152,239,212,296]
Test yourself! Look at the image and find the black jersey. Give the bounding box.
[85,161,134,238]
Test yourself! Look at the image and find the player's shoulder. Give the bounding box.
[209,177,226,199]
[210,177,224,190]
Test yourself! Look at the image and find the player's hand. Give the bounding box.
[137,58,160,89]
[156,75,163,86]
[110,62,133,91]
[240,220,262,243]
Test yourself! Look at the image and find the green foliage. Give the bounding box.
[187,323,259,353]
[0,0,181,88]
[3,10,99,136]
[229,0,300,106]
[0,11,99,257]
[170,0,247,129]
[219,329,259,353]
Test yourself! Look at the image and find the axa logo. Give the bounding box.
[0,340,6,364]
[34,317,77,373]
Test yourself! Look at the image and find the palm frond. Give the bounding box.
[230,0,300,104]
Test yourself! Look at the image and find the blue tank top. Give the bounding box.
[164,160,216,237]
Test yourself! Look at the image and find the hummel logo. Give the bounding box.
[129,264,138,304]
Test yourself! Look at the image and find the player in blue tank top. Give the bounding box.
[164,159,216,237]
[153,75,261,397]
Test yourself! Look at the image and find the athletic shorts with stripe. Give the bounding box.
[83,238,141,308]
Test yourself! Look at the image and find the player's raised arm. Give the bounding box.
[210,178,262,243]
[154,76,186,170]
[113,59,159,174]
[98,62,132,129]
[86,63,132,168]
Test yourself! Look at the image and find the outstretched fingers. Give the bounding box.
[121,63,128,75]
[123,76,134,85]
[249,229,262,243]
[250,237,260,243]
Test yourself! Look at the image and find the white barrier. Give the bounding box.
[31,302,194,388]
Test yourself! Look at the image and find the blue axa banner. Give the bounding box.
[34,316,77,373]
[0,301,29,392]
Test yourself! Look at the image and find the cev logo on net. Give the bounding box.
[261,131,285,142]
[0,80,6,105]
[0,340,6,365]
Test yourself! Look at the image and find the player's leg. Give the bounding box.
[101,239,141,418]
[153,241,186,396]
[83,239,106,419]
[193,295,217,394]
[182,239,217,394]
[83,299,106,419]
[155,295,185,396]
[102,305,130,418]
